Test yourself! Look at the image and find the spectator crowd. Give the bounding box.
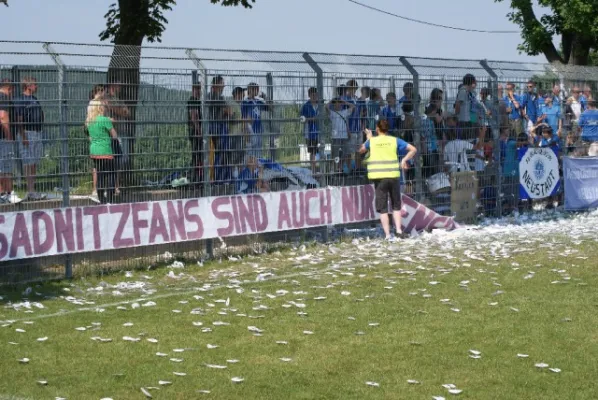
[1,73,597,214]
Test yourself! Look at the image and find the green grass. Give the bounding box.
[1,236,598,399]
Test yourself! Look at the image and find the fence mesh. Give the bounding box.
[1,41,597,283]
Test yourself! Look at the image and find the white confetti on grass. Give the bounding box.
[517,354,529,358]
[303,330,314,335]
[535,363,549,369]
[140,387,153,398]
[365,381,380,387]
[407,379,420,384]
[37,337,48,342]
[279,357,293,362]
[122,336,141,342]
[205,364,227,369]
[158,380,172,386]
[231,377,244,383]
[173,372,187,376]
[146,338,159,343]
[549,368,562,373]
[18,358,30,364]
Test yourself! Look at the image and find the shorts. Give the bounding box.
[373,178,402,213]
[306,138,319,155]
[0,140,15,174]
[18,131,43,166]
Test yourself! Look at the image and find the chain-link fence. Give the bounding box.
[1,41,597,283]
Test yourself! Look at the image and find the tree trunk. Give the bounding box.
[568,36,591,66]
[106,0,148,187]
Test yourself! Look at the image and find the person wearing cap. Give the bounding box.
[0,78,22,204]
[242,82,270,159]
[360,119,417,241]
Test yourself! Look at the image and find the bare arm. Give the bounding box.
[109,127,118,139]
[0,110,11,141]
[401,143,417,170]
[189,109,201,135]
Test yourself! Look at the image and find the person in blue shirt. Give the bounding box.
[504,82,523,135]
[300,87,320,173]
[578,100,598,146]
[422,103,440,177]
[379,92,399,133]
[521,80,540,132]
[538,95,562,136]
[242,82,270,158]
[530,123,560,153]
[236,156,269,194]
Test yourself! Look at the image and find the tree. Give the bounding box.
[495,0,598,65]
[98,0,256,182]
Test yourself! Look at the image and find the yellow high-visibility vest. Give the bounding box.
[367,135,400,179]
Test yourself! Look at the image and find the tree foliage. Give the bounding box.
[496,0,598,65]
[100,0,255,45]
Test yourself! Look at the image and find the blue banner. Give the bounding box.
[518,147,560,200]
[564,157,598,210]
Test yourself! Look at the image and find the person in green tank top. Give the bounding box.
[360,120,417,242]
[86,97,119,204]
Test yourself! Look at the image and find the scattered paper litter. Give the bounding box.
[74,327,86,331]
[205,364,227,369]
[159,380,172,386]
[231,377,244,383]
[535,363,549,368]
[279,357,293,362]
[247,326,263,333]
[207,344,219,349]
[517,354,529,358]
[140,387,153,398]
[173,372,187,376]
[365,381,380,387]
[37,380,48,385]
[442,384,457,390]
[37,337,48,342]
[303,330,314,335]
[227,359,239,364]
[156,352,168,357]
[549,368,561,373]
[469,350,481,356]
[122,322,134,327]
[340,291,351,296]
[122,336,141,342]
[276,341,288,345]
[448,389,463,395]
[15,328,26,333]
[18,358,30,364]
[147,338,159,343]
[407,379,420,384]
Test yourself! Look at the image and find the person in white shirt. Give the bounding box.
[443,122,485,174]
[327,98,355,173]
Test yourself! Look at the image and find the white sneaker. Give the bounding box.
[385,236,397,243]
[8,192,23,204]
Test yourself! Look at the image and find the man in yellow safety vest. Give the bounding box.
[360,119,417,241]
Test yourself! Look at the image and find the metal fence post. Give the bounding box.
[186,49,213,258]
[389,76,396,95]
[303,52,329,242]
[43,43,72,278]
[480,59,502,217]
[266,72,275,160]
[399,57,424,202]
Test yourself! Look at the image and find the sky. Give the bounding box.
[0,0,551,63]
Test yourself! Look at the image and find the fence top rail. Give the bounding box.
[3,40,598,83]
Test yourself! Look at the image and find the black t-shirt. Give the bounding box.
[187,95,202,135]
[206,91,226,133]
[0,92,16,140]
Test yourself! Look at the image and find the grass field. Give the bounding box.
[1,212,598,400]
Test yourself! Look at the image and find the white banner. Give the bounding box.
[0,186,458,261]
